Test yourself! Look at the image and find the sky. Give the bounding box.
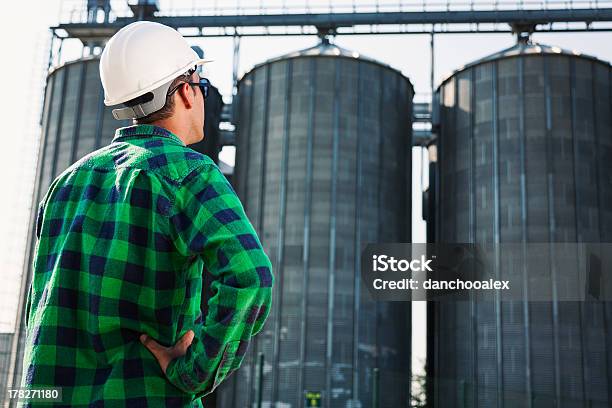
[1,0,612,385]
[0,0,63,334]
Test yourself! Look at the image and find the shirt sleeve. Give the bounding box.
[35,199,44,240]
[165,162,274,398]
[24,282,33,332]
[26,200,45,332]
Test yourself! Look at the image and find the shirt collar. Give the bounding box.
[111,124,186,146]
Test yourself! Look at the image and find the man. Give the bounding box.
[20,21,274,407]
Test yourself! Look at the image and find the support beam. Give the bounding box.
[54,8,612,41]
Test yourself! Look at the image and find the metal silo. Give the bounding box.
[9,55,224,394]
[219,40,414,408]
[432,40,612,407]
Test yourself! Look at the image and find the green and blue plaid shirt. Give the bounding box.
[21,124,274,407]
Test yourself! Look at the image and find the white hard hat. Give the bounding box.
[99,21,211,120]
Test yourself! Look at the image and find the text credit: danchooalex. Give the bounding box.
[360,243,612,302]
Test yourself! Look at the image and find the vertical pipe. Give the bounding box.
[375,63,385,404]
[297,57,316,408]
[402,74,412,407]
[430,30,435,100]
[453,73,459,242]
[492,63,500,245]
[49,66,68,180]
[271,59,292,405]
[543,55,562,407]
[259,63,271,404]
[372,367,380,408]
[243,70,257,403]
[46,31,55,74]
[469,66,479,407]
[591,60,605,246]
[433,294,440,408]
[244,65,268,408]
[602,63,612,407]
[570,58,581,242]
[437,83,444,243]
[244,70,255,213]
[571,57,588,406]
[324,57,341,408]
[103,0,110,23]
[434,85,443,408]
[352,61,363,407]
[94,81,105,149]
[492,60,503,408]
[435,91,442,238]
[232,36,241,97]
[403,73,411,242]
[258,65,271,235]
[70,61,88,164]
[56,38,64,68]
[518,56,533,408]
[257,352,264,408]
[453,74,460,403]
[34,72,57,231]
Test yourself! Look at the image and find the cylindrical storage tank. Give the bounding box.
[433,41,612,407]
[10,56,224,392]
[218,42,414,408]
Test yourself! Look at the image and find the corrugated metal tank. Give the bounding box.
[217,41,414,408]
[10,56,224,393]
[432,41,612,407]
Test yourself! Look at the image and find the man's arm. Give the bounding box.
[152,162,274,398]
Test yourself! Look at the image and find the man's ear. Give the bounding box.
[177,83,194,109]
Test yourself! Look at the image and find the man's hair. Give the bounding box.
[131,72,193,125]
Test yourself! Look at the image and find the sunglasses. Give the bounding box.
[168,77,210,99]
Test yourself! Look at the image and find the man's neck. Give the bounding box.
[148,120,191,146]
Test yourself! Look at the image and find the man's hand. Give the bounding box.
[140,330,195,375]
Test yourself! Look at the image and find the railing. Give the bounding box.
[58,0,612,25]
